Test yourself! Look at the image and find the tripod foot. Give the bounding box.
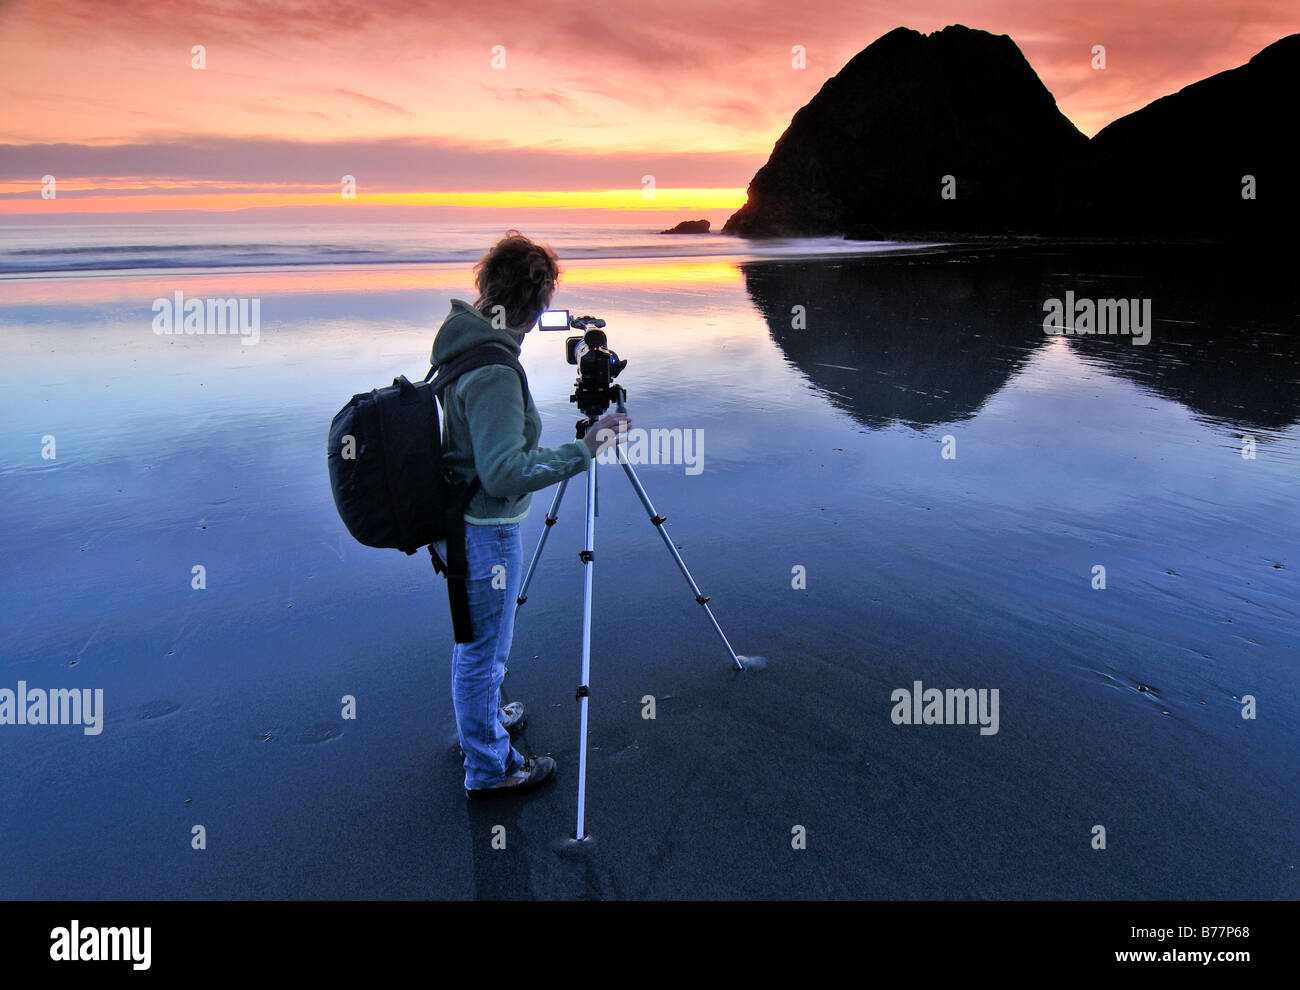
[553,834,597,860]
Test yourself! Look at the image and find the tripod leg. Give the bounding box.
[575,456,597,840]
[618,457,745,671]
[503,478,569,711]
[515,477,569,615]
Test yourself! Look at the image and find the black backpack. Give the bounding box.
[327,344,528,642]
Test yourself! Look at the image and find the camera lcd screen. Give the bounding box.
[538,309,570,331]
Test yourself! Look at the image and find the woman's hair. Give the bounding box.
[473,229,561,331]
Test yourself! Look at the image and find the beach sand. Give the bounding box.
[0,244,1295,898]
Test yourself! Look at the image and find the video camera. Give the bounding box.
[539,310,627,421]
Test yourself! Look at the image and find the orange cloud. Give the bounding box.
[1,0,1295,221]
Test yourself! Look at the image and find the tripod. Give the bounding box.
[513,398,744,844]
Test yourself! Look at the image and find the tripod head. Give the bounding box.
[574,387,627,440]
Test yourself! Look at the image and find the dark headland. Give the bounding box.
[723,25,1300,241]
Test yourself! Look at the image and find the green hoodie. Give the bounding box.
[431,298,593,524]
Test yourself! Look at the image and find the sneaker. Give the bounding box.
[465,755,556,799]
[499,702,526,733]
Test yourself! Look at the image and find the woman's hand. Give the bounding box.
[583,412,632,457]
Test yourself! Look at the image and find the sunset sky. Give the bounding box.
[1,0,1295,224]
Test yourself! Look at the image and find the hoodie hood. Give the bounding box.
[431,298,527,367]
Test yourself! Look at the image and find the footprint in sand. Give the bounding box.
[294,724,343,745]
[138,700,181,720]
[255,723,344,744]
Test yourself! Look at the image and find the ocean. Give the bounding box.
[0,222,930,276]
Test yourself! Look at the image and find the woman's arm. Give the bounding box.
[459,365,593,498]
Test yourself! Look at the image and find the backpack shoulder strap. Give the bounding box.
[429,344,527,402]
[424,344,527,645]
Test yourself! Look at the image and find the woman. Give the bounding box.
[432,230,629,799]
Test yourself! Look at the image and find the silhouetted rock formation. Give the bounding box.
[726,27,1299,241]
[1076,34,1300,238]
[660,219,711,234]
[724,25,1088,238]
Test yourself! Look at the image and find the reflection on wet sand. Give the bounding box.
[746,244,1299,432]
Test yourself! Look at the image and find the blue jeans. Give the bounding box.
[447,522,526,789]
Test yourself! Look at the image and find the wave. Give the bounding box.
[0,226,942,276]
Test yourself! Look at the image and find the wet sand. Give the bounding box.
[0,244,1295,898]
